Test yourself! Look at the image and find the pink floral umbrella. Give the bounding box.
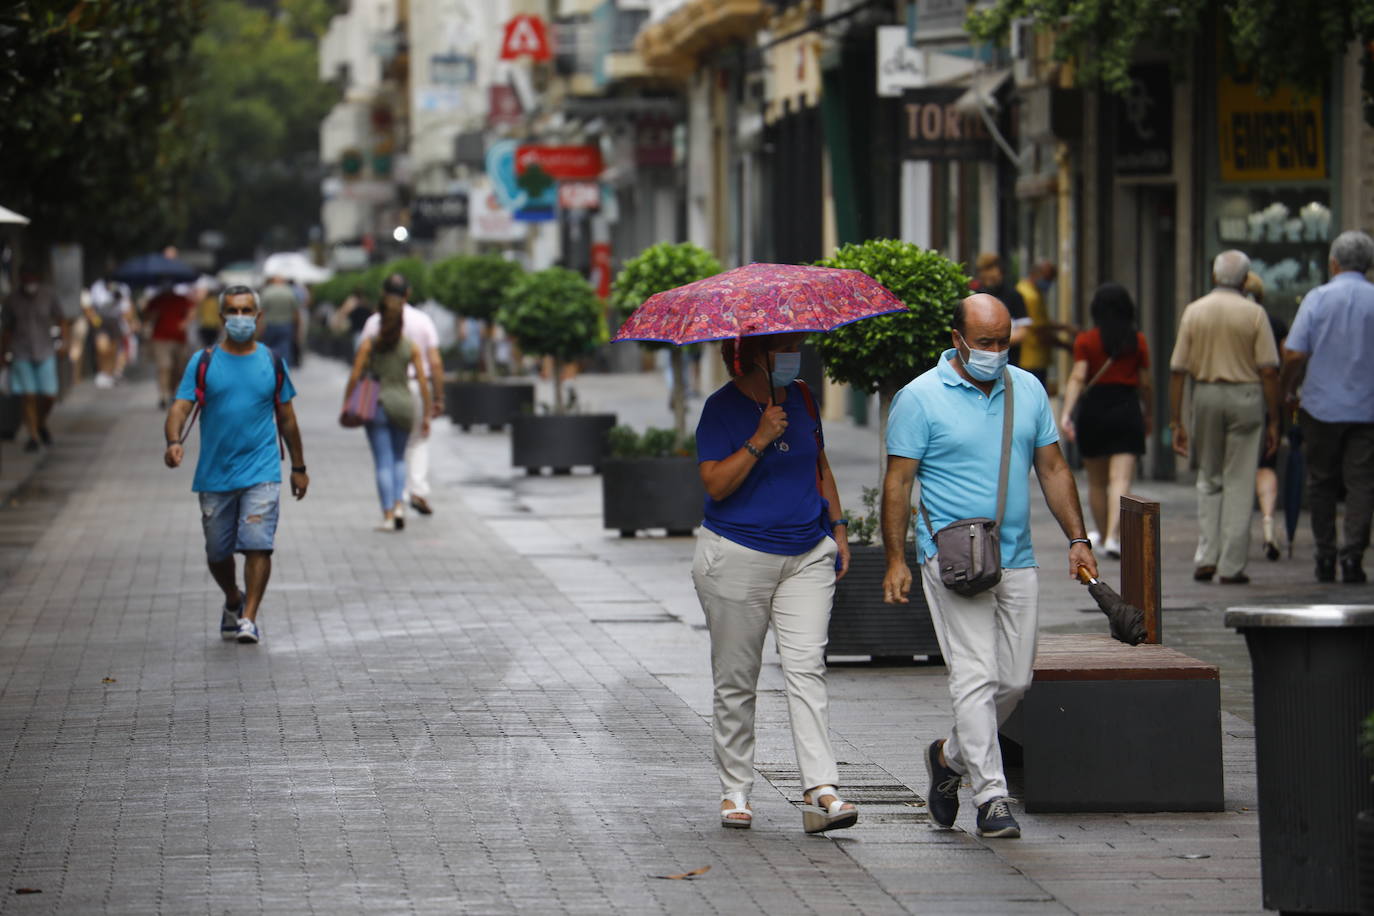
[612,262,906,345]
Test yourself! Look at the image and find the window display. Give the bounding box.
[1214,189,1331,317]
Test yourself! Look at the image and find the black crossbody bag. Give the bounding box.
[919,368,1014,598]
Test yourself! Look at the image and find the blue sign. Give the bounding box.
[486,139,556,223]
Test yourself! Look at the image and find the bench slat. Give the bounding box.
[1033,633,1218,681]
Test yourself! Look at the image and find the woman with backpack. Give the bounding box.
[342,297,431,531]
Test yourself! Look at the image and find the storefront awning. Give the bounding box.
[0,204,31,225]
[953,68,1012,115]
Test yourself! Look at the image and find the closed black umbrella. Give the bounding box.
[1076,566,1147,645]
[1284,421,1305,557]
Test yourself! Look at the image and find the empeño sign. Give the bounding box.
[900,87,994,160]
[515,145,604,181]
[1217,77,1325,182]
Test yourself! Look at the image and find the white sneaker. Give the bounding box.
[1103,536,1121,559]
[1087,530,1101,550]
[236,618,260,644]
[94,373,114,389]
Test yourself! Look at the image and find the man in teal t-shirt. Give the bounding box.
[162,286,309,645]
[880,294,1095,840]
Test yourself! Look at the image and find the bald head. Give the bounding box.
[953,293,1012,338]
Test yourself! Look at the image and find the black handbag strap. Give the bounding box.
[921,367,1015,535]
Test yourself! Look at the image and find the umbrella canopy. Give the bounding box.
[262,251,332,285]
[112,252,197,286]
[0,204,31,225]
[612,262,906,345]
[1284,422,1305,556]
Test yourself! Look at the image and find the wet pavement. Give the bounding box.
[2,356,1369,913]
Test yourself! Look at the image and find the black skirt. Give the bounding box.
[1077,384,1145,458]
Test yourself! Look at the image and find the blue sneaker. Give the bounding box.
[236,618,260,645]
[976,797,1021,838]
[925,739,961,828]
[220,599,243,640]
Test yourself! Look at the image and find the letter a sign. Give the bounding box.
[500,15,551,63]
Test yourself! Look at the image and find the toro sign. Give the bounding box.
[500,15,551,63]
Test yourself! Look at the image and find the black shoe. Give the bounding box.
[23,439,39,453]
[924,739,961,829]
[1341,556,1367,584]
[1264,542,1280,562]
[1193,565,1216,582]
[409,496,433,515]
[38,426,52,446]
[1219,573,1250,585]
[394,514,405,531]
[1316,556,1337,582]
[975,797,1021,838]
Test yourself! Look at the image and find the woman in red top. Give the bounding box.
[1060,283,1153,558]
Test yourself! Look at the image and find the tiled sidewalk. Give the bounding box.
[0,358,1273,914]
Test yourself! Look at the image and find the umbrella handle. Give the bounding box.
[1075,565,1095,585]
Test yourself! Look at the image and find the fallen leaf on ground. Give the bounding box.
[15,888,42,894]
[102,678,116,684]
[652,866,710,880]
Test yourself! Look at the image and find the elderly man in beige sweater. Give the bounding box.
[1168,250,1280,584]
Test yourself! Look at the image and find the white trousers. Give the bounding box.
[692,529,840,796]
[404,378,430,500]
[920,559,1039,806]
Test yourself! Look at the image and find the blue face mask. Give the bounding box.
[770,351,801,387]
[957,333,1008,381]
[224,315,257,343]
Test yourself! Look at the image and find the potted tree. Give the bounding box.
[499,267,616,474]
[429,254,532,430]
[602,242,722,534]
[813,239,969,660]
[609,242,722,437]
[601,426,705,537]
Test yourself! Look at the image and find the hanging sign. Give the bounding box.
[515,145,604,180]
[410,193,470,240]
[591,242,612,300]
[876,26,924,97]
[500,15,552,63]
[557,182,601,211]
[900,88,995,160]
[1115,64,1173,176]
[1217,76,1325,182]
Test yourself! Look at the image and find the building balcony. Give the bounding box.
[637,0,769,72]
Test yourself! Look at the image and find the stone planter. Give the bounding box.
[510,413,616,475]
[447,381,535,431]
[601,456,704,537]
[828,544,941,661]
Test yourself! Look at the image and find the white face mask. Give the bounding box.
[956,332,1009,381]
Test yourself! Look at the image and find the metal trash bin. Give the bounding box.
[1224,605,1374,914]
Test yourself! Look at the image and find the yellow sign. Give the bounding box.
[1217,77,1326,182]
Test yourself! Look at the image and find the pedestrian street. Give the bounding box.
[6,357,1362,914]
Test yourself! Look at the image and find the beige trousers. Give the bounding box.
[692,529,839,796]
[1191,381,1263,577]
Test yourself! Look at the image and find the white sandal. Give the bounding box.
[802,785,858,834]
[720,791,752,829]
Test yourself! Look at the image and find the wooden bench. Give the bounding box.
[998,497,1225,812]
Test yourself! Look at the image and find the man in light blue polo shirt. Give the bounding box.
[1281,229,1374,584]
[880,293,1096,839]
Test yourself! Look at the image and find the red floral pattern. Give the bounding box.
[612,262,906,344]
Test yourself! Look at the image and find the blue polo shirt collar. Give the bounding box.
[936,349,1006,397]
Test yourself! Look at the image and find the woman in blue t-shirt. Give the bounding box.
[692,332,856,834]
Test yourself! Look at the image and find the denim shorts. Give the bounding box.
[10,356,58,396]
[199,482,280,562]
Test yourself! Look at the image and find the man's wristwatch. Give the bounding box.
[291,465,307,474]
[1069,538,1092,548]
[166,440,178,448]
[832,518,850,527]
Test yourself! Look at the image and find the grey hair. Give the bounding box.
[1212,250,1251,289]
[219,285,260,311]
[1329,230,1374,273]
